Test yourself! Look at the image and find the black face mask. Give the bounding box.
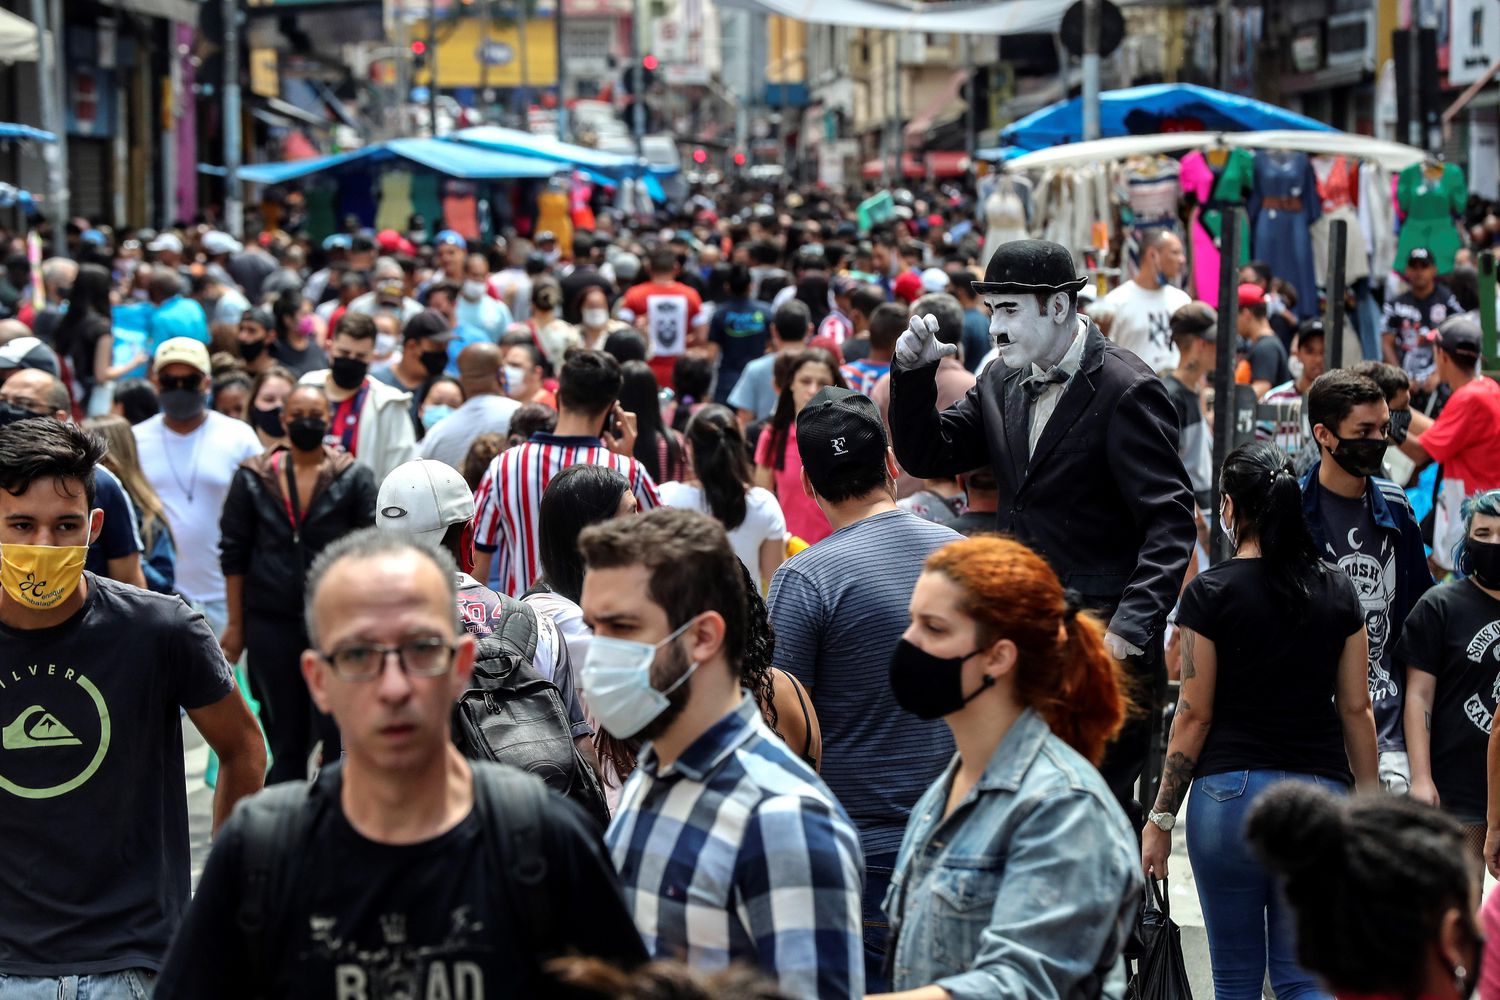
[419,349,449,377]
[0,401,41,429]
[1468,539,1500,590]
[1326,435,1388,479]
[286,417,328,453]
[1388,408,1412,444]
[330,356,369,390]
[250,404,284,438]
[889,638,994,720]
[239,339,267,362]
[160,388,206,422]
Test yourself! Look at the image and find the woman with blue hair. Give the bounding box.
[1400,487,1500,879]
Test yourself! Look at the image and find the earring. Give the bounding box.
[1453,964,1468,993]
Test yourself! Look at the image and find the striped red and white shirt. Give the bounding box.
[473,433,661,597]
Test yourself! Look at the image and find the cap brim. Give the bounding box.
[973,276,1090,297]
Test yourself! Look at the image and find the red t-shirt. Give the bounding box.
[622,281,702,390]
[1420,376,1500,495]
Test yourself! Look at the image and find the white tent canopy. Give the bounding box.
[714,0,1120,34]
[0,8,38,64]
[1002,130,1429,172]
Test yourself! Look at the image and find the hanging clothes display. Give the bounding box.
[336,169,378,230]
[442,181,481,242]
[303,186,338,243]
[1309,155,1369,284]
[1394,160,1468,272]
[1357,161,1398,279]
[410,172,443,241]
[1249,150,1322,320]
[1032,164,1110,268]
[535,182,574,258]
[1117,156,1183,280]
[979,171,1032,269]
[1180,146,1255,308]
[570,172,597,233]
[376,171,416,234]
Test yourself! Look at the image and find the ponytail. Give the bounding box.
[1221,441,1323,615]
[686,405,751,530]
[1036,607,1128,766]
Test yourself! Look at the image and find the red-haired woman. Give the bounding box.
[873,535,1142,1000]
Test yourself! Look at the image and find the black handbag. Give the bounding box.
[1126,878,1193,1000]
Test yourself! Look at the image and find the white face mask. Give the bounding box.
[374,332,399,359]
[987,295,1059,370]
[580,617,701,739]
[461,280,486,302]
[582,308,609,330]
[502,364,528,395]
[1288,354,1304,381]
[1219,499,1237,550]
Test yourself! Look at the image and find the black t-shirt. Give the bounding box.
[153,765,647,999]
[0,575,234,975]
[1395,579,1500,822]
[709,297,772,383]
[1177,558,1364,783]
[1247,334,1291,387]
[1316,486,1405,752]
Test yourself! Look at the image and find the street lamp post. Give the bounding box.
[30,0,67,243]
[224,0,243,236]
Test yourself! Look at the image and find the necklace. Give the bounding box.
[161,419,205,503]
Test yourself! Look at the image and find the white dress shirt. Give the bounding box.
[1027,318,1089,455]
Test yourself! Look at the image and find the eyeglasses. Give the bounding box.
[159,374,204,393]
[317,637,456,682]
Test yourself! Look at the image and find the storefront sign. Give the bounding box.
[1449,0,1500,86]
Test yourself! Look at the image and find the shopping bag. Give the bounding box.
[1126,878,1193,1000]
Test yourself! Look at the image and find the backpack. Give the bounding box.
[236,762,557,999]
[452,596,612,832]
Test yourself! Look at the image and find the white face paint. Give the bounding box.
[984,292,1068,369]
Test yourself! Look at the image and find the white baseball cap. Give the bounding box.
[147,232,183,254]
[377,459,475,543]
[920,267,951,294]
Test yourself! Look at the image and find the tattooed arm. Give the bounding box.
[1404,663,1439,805]
[1141,627,1217,879]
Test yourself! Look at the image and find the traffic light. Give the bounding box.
[622,55,658,95]
[642,54,659,71]
[410,39,428,73]
[692,148,707,165]
[733,152,746,166]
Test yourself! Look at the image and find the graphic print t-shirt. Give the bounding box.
[1101,280,1190,374]
[1317,486,1403,751]
[0,575,234,975]
[1396,579,1500,822]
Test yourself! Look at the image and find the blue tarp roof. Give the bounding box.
[236,137,559,185]
[451,126,645,178]
[1000,83,1337,151]
[0,123,56,143]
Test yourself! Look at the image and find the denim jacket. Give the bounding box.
[882,708,1142,1000]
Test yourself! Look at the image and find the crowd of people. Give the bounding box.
[0,185,1497,1000]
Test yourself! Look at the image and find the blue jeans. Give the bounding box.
[863,849,898,994]
[1187,769,1341,1000]
[0,971,155,999]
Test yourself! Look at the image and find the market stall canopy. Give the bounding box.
[452,127,657,178]
[1000,83,1337,151]
[998,129,1428,172]
[0,9,38,64]
[237,138,559,185]
[0,123,56,143]
[715,0,1136,34]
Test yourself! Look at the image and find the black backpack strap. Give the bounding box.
[236,779,318,997]
[471,762,556,958]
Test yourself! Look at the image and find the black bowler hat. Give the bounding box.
[972,239,1090,298]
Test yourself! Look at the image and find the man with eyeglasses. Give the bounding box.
[133,338,262,635]
[154,528,647,999]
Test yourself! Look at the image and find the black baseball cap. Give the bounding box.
[402,309,454,344]
[796,386,889,495]
[1407,247,1435,268]
[1432,314,1482,357]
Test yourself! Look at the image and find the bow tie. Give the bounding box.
[1020,367,1070,400]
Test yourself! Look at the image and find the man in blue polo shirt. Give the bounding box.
[147,272,209,353]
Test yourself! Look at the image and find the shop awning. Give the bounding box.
[1000,83,1338,151]
[237,138,560,185]
[904,69,970,145]
[0,122,56,143]
[716,0,1131,35]
[995,129,1428,172]
[0,9,38,63]
[451,126,651,179]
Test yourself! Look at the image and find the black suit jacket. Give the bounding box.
[889,322,1195,648]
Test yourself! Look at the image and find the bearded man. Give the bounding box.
[888,239,1196,814]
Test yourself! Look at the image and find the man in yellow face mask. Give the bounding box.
[0,418,266,992]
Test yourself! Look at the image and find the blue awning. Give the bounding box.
[763,83,810,108]
[236,138,560,185]
[0,123,57,143]
[451,126,647,179]
[1000,83,1338,151]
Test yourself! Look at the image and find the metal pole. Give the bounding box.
[427,0,439,136]
[631,0,644,157]
[962,34,976,158]
[223,0,243,236]
[1479,249,1497,375]
[31,0,67,243]
[480,0,491,114]
[555,0,567,140]
[1217,0,1232,91]
[1081,0,1100,141]
[395,0,410,136]
[1209,208,1239,564]
[1324,219,1348,369]
[886,30,898,186]
[518,0,531,130]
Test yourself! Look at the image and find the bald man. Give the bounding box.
[417,342,522,469]
[0,368,149,589]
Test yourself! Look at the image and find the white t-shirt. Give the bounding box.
[134,411,263,604]
[1101,280,1190,374]
[657,481,787,582]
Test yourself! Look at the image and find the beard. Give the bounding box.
[634,638,696,744]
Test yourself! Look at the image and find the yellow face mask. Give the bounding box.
[1,543,88,610]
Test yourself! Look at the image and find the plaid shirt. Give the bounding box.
[606,695,865,998]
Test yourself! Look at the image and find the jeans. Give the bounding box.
[1187,769,1341,1000]
[1352,278,1383,363]
[863,849,898,994]
[0,970,155,1000]
[192,598,229,639]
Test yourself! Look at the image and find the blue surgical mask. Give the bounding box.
[421,404,454,430]
[580,617,701,739]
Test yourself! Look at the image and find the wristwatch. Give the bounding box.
[1147,810,1176,832]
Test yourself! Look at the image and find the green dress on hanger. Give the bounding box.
[1395,162,1467,272]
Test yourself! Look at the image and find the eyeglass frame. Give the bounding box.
[314,637,458,682]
